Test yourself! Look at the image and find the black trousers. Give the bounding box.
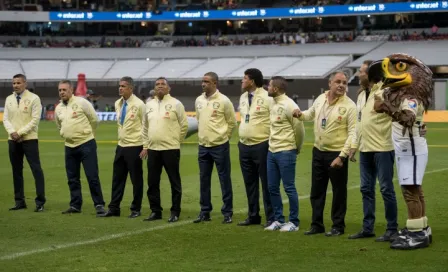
[65,139,105,210]
[198,142,233,217]
[147,149,182,216]
[8,139,45,206]
[238,140,274,222]
[310,147,348,231]
[108,145,144,212]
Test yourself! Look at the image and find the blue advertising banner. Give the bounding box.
[48,1,448,22]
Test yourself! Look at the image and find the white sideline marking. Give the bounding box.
[1,167,447,261]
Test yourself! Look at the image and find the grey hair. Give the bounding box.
[120,76,134,89]
[329,70,349,82]
[59,79,73,88]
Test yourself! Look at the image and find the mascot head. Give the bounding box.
[368,53,433,111]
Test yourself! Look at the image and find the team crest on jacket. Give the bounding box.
[213,102,220,109]
[408,99,417,109]
[131,106,138,113]
[277,107,284,115]
[165,104,172,111]
[71,104,78,111]
[24,99,31,106]
[338,107,347,115]
[197,103,202,110]
[256,99,264,105]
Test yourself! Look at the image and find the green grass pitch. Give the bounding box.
[0,121,447,271]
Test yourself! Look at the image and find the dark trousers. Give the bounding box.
[360,151,398,233]
[8,139,45,206]
[65,139,105,210]
[109,145,144,212]
[147,149,182,216]
[198,142,233,217]
[310,147,348,231]
[238,141,274,222]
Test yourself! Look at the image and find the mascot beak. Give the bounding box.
[380,57,412,88]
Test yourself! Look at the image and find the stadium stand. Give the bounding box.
[0,41,380,81]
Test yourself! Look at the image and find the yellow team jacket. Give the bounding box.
[238,87,272,145]
[3,89,42,141]
[269,93,305,153]
[299,91,357,157]
[143,94,188,150]
[115,94,146,147]
[55,95,98,148]
[352,82,394,152]
[195,90,237,147]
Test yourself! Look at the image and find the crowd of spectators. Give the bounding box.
[1,28,447,49]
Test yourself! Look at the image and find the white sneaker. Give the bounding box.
[279,222,299,232]
[424,226,433,244]
[264,221,283,231]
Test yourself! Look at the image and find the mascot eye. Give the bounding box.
[395,62,407,72]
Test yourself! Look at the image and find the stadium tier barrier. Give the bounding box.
[0,111,447,123]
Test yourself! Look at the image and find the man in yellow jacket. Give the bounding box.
[347,60,399,241]
[3,74,46,212]
[237,68,274,227]
[55,80,106,216]
[265,76,305,232]
[142,77,188,223]
[194,72,237,224]
[100,77,146,219]
[293,71,356,236]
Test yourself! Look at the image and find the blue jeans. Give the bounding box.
[267,150,299,226]
[360,151,398,233]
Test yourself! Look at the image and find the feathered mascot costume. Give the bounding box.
[369,53,433,250]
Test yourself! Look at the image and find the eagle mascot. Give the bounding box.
[369,53,433,250]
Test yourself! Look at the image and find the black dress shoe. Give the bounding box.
[9,204,27,211]
[348,230,375,239]
[238,218,261,226]
[168,215,179,223]
[325,228,344,237]
[376,230,398,242]
[143,212,162,221]
[193,214,211,223]
[222,216,232,224]
[99,210,120,217]
[95,205,107,217]
[34,205,44,212]
[128,211,141,218]
[304,227,325,235]
[62,207,81,214]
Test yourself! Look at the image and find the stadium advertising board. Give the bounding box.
[96,112,118,121]
[48,1,448,22]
